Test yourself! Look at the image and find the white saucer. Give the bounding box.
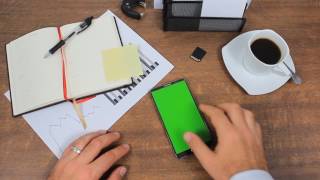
[222,30,295,95]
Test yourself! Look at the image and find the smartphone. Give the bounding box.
[151,79,216,158]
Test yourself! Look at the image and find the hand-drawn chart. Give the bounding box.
[5,11,174,158]
[48,105,101,155]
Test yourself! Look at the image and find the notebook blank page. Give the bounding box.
[61,13,131,99]
[6,28,64,115]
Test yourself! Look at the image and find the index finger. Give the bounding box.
[216,103,247,130]
[184,132,217,177]
[90,144,130,178]
[199,104,232,136]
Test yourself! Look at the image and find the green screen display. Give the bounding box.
[151,80,211,155]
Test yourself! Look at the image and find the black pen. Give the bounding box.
[44,16,94,58]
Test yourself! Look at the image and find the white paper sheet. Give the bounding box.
[247,0,252,8]
[154,0,163,9]
[5,10,174,158]
[154,0,251,10]
[201,0,248,18]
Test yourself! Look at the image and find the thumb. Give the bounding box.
[108,166,127,180]
[184,132,217,170]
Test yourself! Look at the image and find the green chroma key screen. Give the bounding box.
[151,79,212,157]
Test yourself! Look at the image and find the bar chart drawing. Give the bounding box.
[104,54,160,106]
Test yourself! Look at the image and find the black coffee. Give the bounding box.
[250,39,281,65]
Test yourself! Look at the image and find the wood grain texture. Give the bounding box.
[0,0,319,179]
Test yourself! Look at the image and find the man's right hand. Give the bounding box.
[184,103,268,180]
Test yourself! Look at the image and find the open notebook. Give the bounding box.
[6,13,132,116]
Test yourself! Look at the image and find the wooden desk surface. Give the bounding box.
[0,0,319,179]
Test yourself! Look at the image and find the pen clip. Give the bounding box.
[77,16,94,34]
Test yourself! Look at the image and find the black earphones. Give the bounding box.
[121,0,146,20]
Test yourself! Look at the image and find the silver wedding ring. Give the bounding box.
[71,145,82,154]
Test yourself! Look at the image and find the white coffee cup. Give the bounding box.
[243,29,291,76]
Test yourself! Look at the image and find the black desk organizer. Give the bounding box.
[163,0,247,32]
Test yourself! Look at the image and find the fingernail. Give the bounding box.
[119,167,127,176]
[184,132,192,143]
[122,144,130,150]
[113,132,120,137]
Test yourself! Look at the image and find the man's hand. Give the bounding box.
[184,103,268,180]
[48,131,130,180]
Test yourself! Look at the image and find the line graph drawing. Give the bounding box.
[48,105,101,155]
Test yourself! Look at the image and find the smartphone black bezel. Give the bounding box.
[151,79,216,158]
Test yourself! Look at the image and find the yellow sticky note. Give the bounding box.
[102,45,143,81]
